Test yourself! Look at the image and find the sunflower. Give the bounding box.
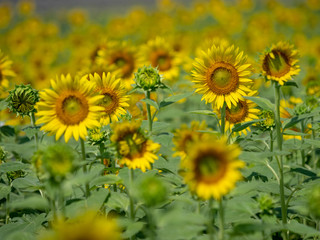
[36,74,104,143]
[214,91,260,134]
[181,137,244,200]
[110,120,160,172]
[139,36,181,82]
[90,72,129,125]
[38,211,122,240]
[172,121,208,160]
[261,42,300,85]
[192,43,253,109]
[0,50,16,94]
[96,40,139,89]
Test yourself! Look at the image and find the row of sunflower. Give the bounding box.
[0,0,320,240]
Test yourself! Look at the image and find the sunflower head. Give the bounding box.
[110,120,160,172]
[134,65,164,91]
[7,84,39,117]
[261,42,300,85]
[181,137,244,200]
[0,50,16,93]
[192,43,253,109]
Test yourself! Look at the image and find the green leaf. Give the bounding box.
[283,129,308,136]
[286,220,320,237]
[86,189,109,210]
[12,176,41,191]
[140,98,159,110]
[0,162,29,173]
[121,220,145,239]
[283,116,302,130]
[107,191,129,210]
[290,167,317,177]
[0,125,15,137]
[243,96,274,112]
[283,81,299,88]
[9,196,49,210]
[90,174,122,187]
[22,126,39,140]
[304,139,320,148]
[0,184,11,200]
[188,110,218,118]
[232,119,261,133]
[0,99,8,110]
[159,92,192,108]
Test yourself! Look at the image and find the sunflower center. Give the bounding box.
[56,92,89,125]
[226,100,248,123]
[115,57,126,67]
[150,50,172,71]
[111,53,135,78]
[0,71,3,82]
[99,90,119,115]
[206,62,239,95]
[263,50,291,78]
[198,156,221,177]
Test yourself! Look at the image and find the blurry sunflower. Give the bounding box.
[90,72,129,125]
[181,137,244,200]
[0,50,16,94]
[261,42,300,85]
[110,120,160,172]
[96,40,140,89]
[36,74,104,142]
[139,36,181,82]
[38,211,122,240]
[214,91,260,134]
[192,43,253,109]
[172,121,208,160]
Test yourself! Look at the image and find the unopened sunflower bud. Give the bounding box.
[7,84,39,117]
[305,96,319,111]
[138,175,168,207]
[7,170,25,181]
[294,103,310,116]
[257,110,275,131]
[258,194,274,215]
[88,127,108,145]
[134,65,163,91]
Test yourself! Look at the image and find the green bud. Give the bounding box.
[294,103,311,116]
[305,96,319,111]
[134,65,163,91]
[257,110,275,131]
[6,84,39,117]
[138,175,168,207]
[308,185,320,219]
[0,146,6,163]
[7,170,25,181]
[87,127,108,145]
[258,194,274,215]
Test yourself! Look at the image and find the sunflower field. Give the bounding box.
[1,0,320,239]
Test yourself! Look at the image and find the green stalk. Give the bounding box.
[99,143,105,165]
[220,102,226,136]
[145,91,153,133]
[30,112,39,150]
[300,120,306,167]
[273,82,288,239]
[311,117,317,168]
[208,198,215,240]
[80,139,90,197]
[5,182,11,224]
[218,199,224,240]
[128,168,136,240]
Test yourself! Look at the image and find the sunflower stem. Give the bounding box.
[300,120,306,167]
[273,82,288,240]
[128,168,136,240]
[80,138,90,197]
[218,198,225,240]
[220,102,226,136]
[311,117,317,169]
[99,142,105,165]
[146,91,153,133]
[208,198,215,240]
[30,112,39,150]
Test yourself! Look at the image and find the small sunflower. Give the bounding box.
[172,121,208,160]
[38,211,122,240]
[0,50,16,93]
[90,72,130,125]
[181,137,244,200]
[36,74,104,142]
[96,40,139,89]
[261,42,300,85]
[110,120,160,172]
[139,36,181,82]
[192,43,253,109]
[214,91,260,134]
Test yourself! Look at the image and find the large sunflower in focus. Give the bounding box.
[261,42,300,85]
[96,41,139,89]
[0,50,15,93]
[192,43,253,109]
[110,120,160,172]
[90,72,129,125]
[140,36,181,82]
[36,74,104,142]
[181,137,244,200]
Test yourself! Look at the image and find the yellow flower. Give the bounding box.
[139,36,181,82]
[110,120,160,172]
[90,72,130,125]
[96,40,140,89]
[181,137,244,200]
[192,43,253,109]
[261,42,300,85]
[36,74,104,142]
[38,211,122,240]
[172,121,208,160]
[0,50,16,93]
